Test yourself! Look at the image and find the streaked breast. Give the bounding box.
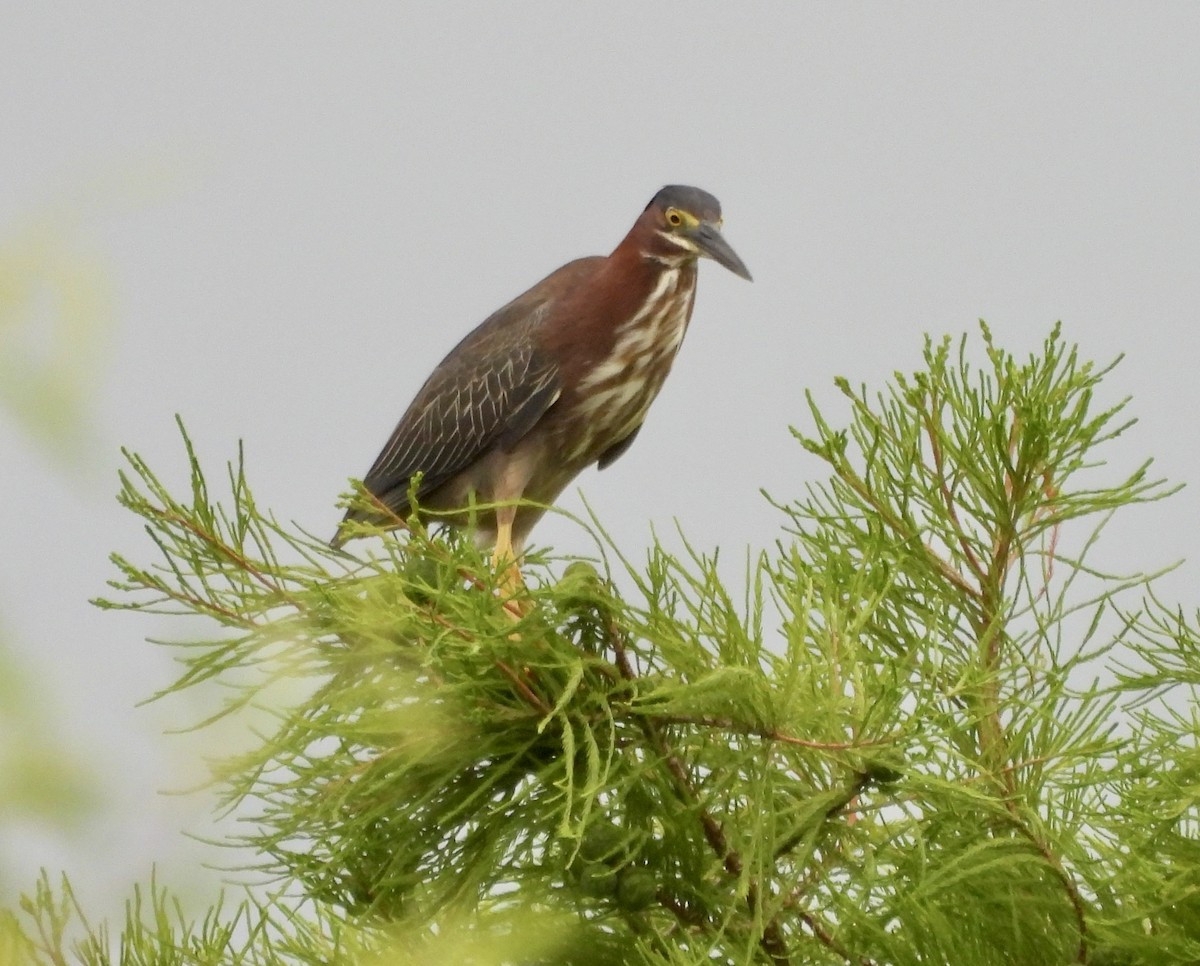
[569,268,696,461]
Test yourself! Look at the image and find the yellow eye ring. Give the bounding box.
[666,209,683,227]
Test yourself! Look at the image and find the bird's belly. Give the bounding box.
[577,367,666,450]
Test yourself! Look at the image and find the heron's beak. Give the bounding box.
[691,221,752,281]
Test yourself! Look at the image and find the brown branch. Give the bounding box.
[921,398,987,583]
[775,773,873,862]
[493,658,552,716]
[833,459,983,604]
[418,606,551,716]
[970,416,1087,961]
[1033,471,1062,603]
[148,581,257,627]
[1010,818,1089,962]
[640,714,897,752]
[987,413,1025,591]
[655,888,710,928]
[159,508,297,607]
[775,831,875,965]
[604,622,794,966]
[797,909,871,966]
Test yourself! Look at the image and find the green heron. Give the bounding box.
[333,185,751,579]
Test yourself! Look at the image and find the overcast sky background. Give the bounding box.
[2,3,1198,922]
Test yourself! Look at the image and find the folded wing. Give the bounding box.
[336,301,562,540]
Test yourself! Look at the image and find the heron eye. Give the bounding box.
[666,209,683,227]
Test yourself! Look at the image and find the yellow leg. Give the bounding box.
[491,504,518,578]
[491,505,527,615]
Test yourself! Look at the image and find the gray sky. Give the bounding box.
[2,3,1198,922]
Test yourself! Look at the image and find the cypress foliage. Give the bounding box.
[5,324,1198,965]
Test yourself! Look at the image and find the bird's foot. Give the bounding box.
[493,555,531,622]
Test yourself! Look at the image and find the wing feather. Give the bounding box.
[345,305,560,526]
[335,256,606,542]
